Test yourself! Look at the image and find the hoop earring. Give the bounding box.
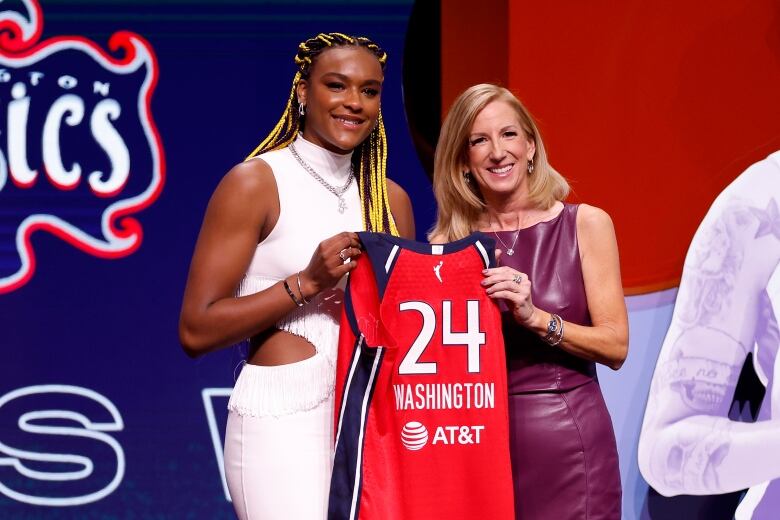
[463,171,473,184]
[298,103,306,117]
[527,160,534,174]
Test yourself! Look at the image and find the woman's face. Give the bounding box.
[297,46,383,154]
[465,100,536,199]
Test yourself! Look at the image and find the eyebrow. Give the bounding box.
[321,72,382,86]
[469,125,519,137]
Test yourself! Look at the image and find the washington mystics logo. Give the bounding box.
[0,0,163,293]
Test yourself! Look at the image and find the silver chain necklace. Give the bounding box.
[493,214,521,256]
[289,143,354,214]
[494,230,520,256]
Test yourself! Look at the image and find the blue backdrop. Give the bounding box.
[0,1,434,517]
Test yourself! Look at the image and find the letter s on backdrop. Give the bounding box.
[0,384,125,506]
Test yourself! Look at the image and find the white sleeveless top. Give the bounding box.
[228,136,363,417]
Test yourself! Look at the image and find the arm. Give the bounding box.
[638,173,780,495]
[387,178,416,239]
[178,159,360,357]
[547,204,628,368]
[483,204,629,369]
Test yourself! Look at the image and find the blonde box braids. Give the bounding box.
[246,32,397,236]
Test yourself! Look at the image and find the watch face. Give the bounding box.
[548,318,558,334]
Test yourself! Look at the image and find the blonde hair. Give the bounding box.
[429,84,568,241]
[246,32,397,235]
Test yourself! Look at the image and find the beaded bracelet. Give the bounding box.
[283,279,304,307]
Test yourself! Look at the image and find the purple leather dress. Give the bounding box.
[496,203,621,520]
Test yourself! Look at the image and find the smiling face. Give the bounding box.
[296,46,383,154]
[465,100,536,200]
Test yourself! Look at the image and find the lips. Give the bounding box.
[332,114,365,128]
[487,163,514,175]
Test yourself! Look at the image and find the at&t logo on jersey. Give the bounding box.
[0,0,163,293]
[401,420,485,451]
[401,421,428,451]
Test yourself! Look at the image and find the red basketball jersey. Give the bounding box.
[329,232,515,520]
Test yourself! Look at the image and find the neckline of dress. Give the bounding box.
[489,204,567,234]
[291,135,354,182]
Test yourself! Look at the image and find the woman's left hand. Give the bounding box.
[481,267,536,326]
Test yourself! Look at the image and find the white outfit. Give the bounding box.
[224,136,362,520]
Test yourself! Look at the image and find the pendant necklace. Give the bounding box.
[289,143,354,213]
[493,214,521,256]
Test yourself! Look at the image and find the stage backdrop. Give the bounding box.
[2,1,779,519]
[0,1,434,517]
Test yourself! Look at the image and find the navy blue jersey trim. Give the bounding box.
[334,335,363,448]
[343,270,360,338]
[351,345,384,519]
[329,343,386,520]
[357,232,497,298]
[358,231,495,256]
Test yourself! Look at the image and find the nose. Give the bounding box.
[343,87,363,112]
[488,140,505,162]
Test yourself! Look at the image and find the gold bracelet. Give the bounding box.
[296,271,310,304]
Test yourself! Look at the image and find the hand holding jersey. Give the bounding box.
[297,231,362,300]
[481,263,535,325]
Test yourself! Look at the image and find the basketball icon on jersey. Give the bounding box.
[401,421,429,451]
[433,261,444,283]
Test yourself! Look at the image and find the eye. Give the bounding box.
[327,82,345,90]
[362,87,380,97]
[469,137,486,146]
[503,131,518,138]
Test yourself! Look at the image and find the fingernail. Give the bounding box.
[482,269,488,274]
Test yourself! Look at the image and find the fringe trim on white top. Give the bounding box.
[230,274,342,417]
[228,355,335,417]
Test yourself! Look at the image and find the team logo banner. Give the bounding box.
[0,0,163,293]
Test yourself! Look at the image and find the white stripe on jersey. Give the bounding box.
[335,335,365,448]
[475,240,490,269]
[385,245,400,273]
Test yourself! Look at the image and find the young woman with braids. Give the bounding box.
[179,33,414,519]
[430,84,626,519]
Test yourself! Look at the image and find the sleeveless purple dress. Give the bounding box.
[495,203,621,519]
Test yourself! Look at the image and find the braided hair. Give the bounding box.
[246,32,397,236]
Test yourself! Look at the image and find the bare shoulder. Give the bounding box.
[387,178,411,206]
[576,203,614,232]
[387,178,416,238]
[216,157,276,201]
[201,157,279,236]
[575,203,618,257]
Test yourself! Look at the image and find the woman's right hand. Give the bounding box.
[298,231,362,299]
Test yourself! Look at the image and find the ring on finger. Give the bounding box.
[339,249,348,262]
[512,273,522,284]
